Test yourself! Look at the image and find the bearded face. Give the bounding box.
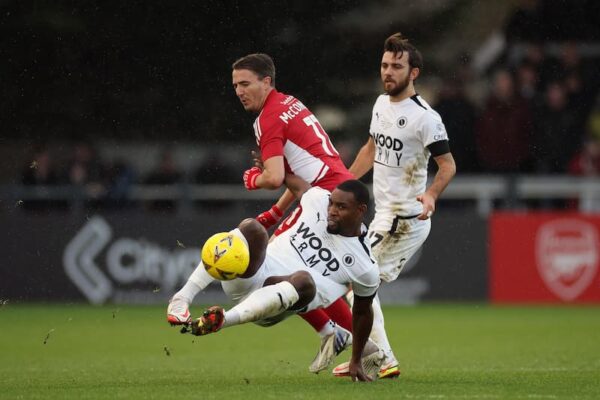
[381,51,414,98]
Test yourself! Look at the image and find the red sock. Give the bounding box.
[300,309,331,332]
[324,297,353,332]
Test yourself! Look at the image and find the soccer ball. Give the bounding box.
[201,232,250,281]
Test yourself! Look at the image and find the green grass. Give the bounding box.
[1,304,599,399]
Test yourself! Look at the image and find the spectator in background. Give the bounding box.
[569,111,600,177]
[434,78,478,173]
[475,69,533,172]
[515,61,541,104]
[21,146,66,211]
[22,146,59,186]
[103,159,136,208]
[533,81,582,173]
[568,110,600,211]
[63,142,106,200]
[558,43,600,132]
[144,149,183,212]
[569,135,600,177]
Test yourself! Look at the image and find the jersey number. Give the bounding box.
[369,231,385,248]
[273,205,303,236]
[303,115,339,157]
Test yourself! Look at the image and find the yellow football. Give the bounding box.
[201,232,249,281]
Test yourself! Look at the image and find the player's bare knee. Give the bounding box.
[289,271,316,307]
[238,218,267,237]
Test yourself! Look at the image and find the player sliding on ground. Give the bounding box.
[167,178,384,381]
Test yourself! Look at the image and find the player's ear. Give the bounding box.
[410,67,420,81]
[357,203,368,215]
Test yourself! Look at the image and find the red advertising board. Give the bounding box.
[490,212,600,303]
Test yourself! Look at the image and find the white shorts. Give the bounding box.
[220,255,349,325]
[368,213,431,283]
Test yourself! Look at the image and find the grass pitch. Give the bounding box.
[0,304,599,399]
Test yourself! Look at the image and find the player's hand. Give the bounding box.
[256,205,283,229]
[416,192,436,220]
[348,359,372,382]
[251,150,264,169]
[243,167,262,190]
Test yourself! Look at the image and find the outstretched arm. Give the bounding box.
[348,293,376,382]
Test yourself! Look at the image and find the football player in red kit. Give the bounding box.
[231,53,357,371]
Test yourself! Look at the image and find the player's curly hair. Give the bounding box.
[337,180,370,206]
[384,32,423,71]
[232,53,276,87]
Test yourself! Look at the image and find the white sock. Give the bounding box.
[222,281,299,328]
[369,294,396,362]
[173,261,215,302]
[318,320,335,337]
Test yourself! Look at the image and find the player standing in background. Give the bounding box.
[334,32,456,379]
[168,54,357,371]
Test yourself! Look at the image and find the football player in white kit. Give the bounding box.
[168,177,384,381]
[334,32,456,379]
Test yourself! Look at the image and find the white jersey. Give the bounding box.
[267,187,380,299]
[222,187,379,311]
[369,94,449,223]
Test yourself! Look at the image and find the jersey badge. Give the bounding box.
[342,254,355,267]
[396,116,407,128]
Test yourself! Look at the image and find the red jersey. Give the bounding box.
[253,90,353,191]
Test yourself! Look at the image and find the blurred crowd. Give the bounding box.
[19,142,238,212]
[434,40,600,176]
[19,37,600,212]
[16,0,600,212]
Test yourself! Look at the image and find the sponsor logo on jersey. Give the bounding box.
[433,123,447,141]
[279,101,307,124]
[281,95,294,105]
[397,116,407,128]
[371,131,404,167]
[535,219,599,301]
[289,221,340,276]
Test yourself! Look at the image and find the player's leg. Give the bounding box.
[300,310,335,336]
[368,218,431,376]
[275,207,354,347]
[333,217,431,378]
[167,260,213,324]
[168,219,268,325]
[304,277,361,373]
[323,297,353,331]
[190,271,316,335]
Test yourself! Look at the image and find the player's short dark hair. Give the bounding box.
[337,180,370,206]
[232,53,276,87]
[384,32,423,71]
